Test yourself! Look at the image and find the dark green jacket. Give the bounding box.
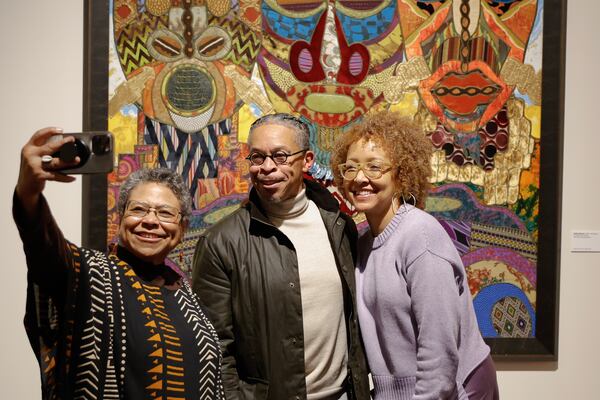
[192,179,370,400]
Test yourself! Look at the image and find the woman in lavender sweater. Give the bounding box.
[330,112,499,400]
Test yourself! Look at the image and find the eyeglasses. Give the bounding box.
[246,149,308,166]
[124,200,182,223]
[338,162,392,180]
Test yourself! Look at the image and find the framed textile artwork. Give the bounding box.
[83,0,566,360]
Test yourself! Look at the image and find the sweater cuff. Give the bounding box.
[372,375,415,400]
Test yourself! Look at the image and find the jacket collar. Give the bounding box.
[247,179,339,225]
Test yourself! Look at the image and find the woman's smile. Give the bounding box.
[119,182,185,265]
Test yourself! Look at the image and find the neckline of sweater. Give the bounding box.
[263,187,310,220]
[372,204,414,248]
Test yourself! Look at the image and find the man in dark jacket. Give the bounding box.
[192,113,370,400]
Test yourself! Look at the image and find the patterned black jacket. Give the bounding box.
[14,193,224,399]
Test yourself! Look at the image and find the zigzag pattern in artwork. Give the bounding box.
[176,282,224,399]
[145,117,231,209]
[116,14,168,75]
[470,222,537,262]
[209,15,261,72]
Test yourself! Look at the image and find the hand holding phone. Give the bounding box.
[52,131,114,174]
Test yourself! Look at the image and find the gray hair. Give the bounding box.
[117,168,192,223]
[248,113,310,149]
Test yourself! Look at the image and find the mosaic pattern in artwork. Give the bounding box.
[108,0,544,338]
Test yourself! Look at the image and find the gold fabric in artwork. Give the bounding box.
[424,97,534,205]
[384,56,431,104]
[500,58,542,105]
[225,65,273,115]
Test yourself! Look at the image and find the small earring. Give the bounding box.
[401,192,417,207]
[179,249,184,263]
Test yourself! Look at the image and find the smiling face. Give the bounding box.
[248,123,314,204]
[118,182,186,265]
[343,139,396,232]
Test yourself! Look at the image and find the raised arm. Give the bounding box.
[15,127,77,216]
[13,127,80,297]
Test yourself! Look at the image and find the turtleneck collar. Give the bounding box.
[262,187,309,220]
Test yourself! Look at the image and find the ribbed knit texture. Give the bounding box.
[356,205,489,400]
[372,376,416,400]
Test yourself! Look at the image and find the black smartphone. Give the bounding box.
[52,131,114,174]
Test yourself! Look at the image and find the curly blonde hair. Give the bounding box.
[330,111,432,209]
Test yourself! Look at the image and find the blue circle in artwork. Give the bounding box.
[472,283,536,338]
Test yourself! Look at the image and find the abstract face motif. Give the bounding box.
[258,0,404,128]
[397,0,538,134]
[112,0,260,132]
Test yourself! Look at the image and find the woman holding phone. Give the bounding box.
[14,127,224,399]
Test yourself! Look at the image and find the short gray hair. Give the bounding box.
[248,113,310,149]
[117,168,192,223]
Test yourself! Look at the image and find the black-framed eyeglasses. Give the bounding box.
[245,149,308,166]
[338,162,392,180]
[124,200,182,223]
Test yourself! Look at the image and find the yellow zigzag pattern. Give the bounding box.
[210,16,260,72]
[116,14,168,75]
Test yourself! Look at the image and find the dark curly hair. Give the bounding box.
[330,111,432,209]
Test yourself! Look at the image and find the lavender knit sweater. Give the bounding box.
[356,205,489,400]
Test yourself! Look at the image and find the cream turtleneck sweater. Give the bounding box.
[263,188,348,400]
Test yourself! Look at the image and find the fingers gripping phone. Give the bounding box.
[52,131,114,174]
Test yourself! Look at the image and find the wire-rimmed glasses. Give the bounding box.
[338,162,392,180]
[124,200,182,223]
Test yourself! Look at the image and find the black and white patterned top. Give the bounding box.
[14,194,224,399]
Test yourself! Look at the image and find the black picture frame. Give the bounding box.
[82,0,567,360]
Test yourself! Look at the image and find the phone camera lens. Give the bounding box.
[92,135,111,155]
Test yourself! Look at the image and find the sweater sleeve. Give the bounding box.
[405,250,462,400]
